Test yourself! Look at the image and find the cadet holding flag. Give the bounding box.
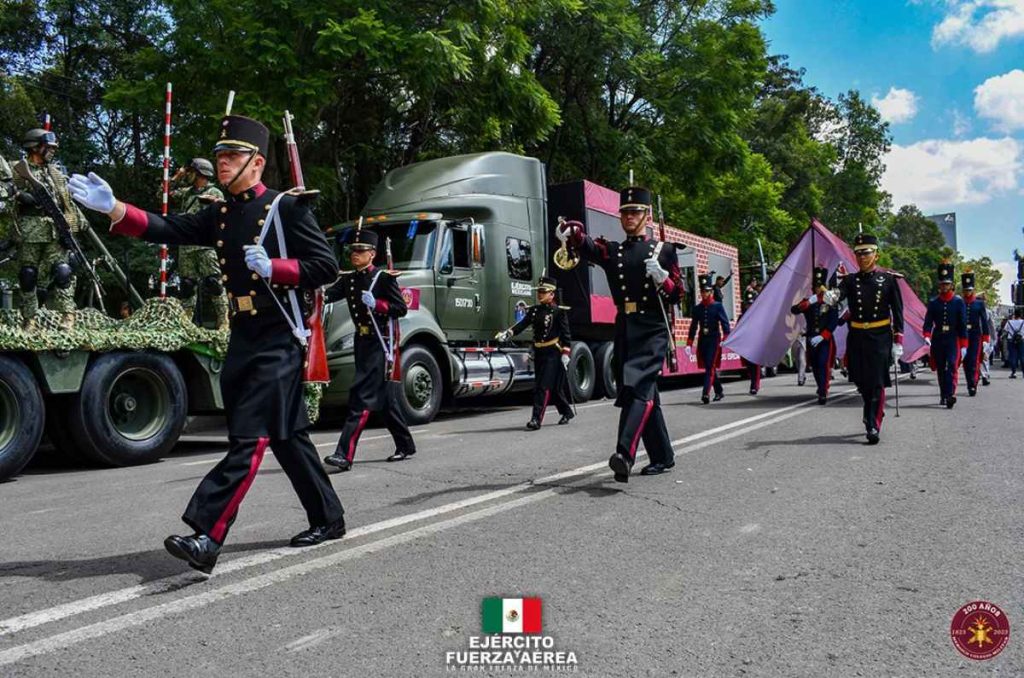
[686,274,731,404]
[922,261,968,408]
[960,271,990,395]
[790,266,838,404]
[739,286,762,395]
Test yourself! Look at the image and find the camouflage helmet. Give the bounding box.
[22,128,58,149]
[188,158,215,178]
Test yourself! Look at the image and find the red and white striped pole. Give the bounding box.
[159,82,172,299]
[43,113,51,131]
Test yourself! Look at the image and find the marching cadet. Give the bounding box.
[495,275,574,430]
[322,229,415,471]
[686,274,731,403]
[169,158,228,328]
[823,233,904,445]
[1006,310,1024,378]
[69,114,346,573]
[923,262,967,408]
[556,186,683,481]
[790,266,838,404]
[979,294,994,386]
[10,128,89,330]
[739,285,762,395]
[960,271,990,395]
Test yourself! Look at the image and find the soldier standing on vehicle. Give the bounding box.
[68,114,346,574]
[170,158,227,328]
[496,275,574,430]
[322,229,416,472]
[556,186,683,481]
[10,128,89,330]
[822,233,904,444]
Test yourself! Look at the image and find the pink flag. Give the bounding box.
[724,220,929,366]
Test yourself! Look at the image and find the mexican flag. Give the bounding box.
[481,597,542,634]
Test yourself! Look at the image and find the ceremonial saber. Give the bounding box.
[159,82,172,299]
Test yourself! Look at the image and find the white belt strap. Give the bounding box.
[257,192,310,347]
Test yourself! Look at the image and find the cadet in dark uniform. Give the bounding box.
[497,275,574,429]
[686,274,731,404]
[823,234,904,444]
[557,186,682,481]
[790,266,839,404]
[923,261,968,408]
[323,229,414,471]
[740,286,761,395]
[69,115,345,573]
[960,271,990,395]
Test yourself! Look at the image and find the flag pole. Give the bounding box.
[158,82,172,299]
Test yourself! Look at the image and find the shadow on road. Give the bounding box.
[743,433,867,450]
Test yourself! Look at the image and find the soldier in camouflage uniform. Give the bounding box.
[9,129,88,330]
[170,158,227,328]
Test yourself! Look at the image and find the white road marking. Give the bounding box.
[282,628,337,653]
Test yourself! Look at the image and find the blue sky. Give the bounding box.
[762,0,1024,302]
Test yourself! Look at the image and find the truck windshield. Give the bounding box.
[336,220,438,271]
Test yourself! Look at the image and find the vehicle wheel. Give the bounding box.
[593,341,617,401]
[397,345,443,425]
[0,356,45,481]
[68,352,187,467]
[568,341,595,403]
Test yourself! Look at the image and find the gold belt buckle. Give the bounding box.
[702,328,709,335]
[624,302,637,313]
[236,296,253,312]
[942,324,950,332]
[358,325,371,336]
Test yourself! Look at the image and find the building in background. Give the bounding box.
[926,212,957,250]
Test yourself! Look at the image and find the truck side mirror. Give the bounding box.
[470,223,485,269]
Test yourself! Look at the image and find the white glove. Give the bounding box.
[495,329,512,341]
[243,245,272,278]
[561,354,570,369]
[960,346,967,360]
[821,289,839,306]
[645,257,669,285]
[805,295,817,305]
[891,343,904,361]
[809,335,824,348]
[555,224,569,243]
[924,337,931,347]
[361,290,376,310]
[983,341,990,353]
[684,345,693,357]
[68,172,117,214]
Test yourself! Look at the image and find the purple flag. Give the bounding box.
[724,221,929,366]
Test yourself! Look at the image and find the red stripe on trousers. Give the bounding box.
[538,390,550,424]
[628,400,655,461]
[824,340,835,393]
[210,437,269,543]
[874,390,886,431]
[347,410,370,462]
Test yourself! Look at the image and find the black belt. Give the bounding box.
[228,294,290,315]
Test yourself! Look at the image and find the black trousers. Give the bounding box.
[184,432,344,544]
[860,386,886,434]
[532,349,573,422]
[616,391,673,466]
[336,382,415,462]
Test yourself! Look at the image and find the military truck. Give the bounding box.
[0,226,226,482]
[321,152,741,424]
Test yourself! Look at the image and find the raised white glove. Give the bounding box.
[891,343,904,361]
[361,290,376,310]
[924,337,932,347]
[645,257,669,285]
[821,289,839,306]
[960,346,967,360]
[495,329,512,341]
[809,335,824,348]
[68,172,117,213]
[684,345,693,357]
[555,219,582,244]
[561,354,570,369]
[243,245,271,278]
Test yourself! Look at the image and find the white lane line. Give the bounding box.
[282,628,337,653]
[0,491,555,667]
[0,389,847,638]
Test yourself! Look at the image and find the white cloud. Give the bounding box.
[871,87,920,124]
[882,136,1024,210]
[953,109,972,137]
[932,1,1024,53]
[992,260,1015,304]
[974,69,1024,132]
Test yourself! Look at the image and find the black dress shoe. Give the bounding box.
[290,518,346,547]
[324,454,352,472]
[526,419,541,430]
[939,397,947,407]
[558,414,573,425]
[386,450,414,462]
[982,377,990,386]
[749,388,758,396]
[865,428,880,445]
[608,453,631,483]
[712,392,724,402]
[947,395,956,409]
[817,395,827,405]
[164,534,220,574]
[639,463,670,476]
[700,395,710,404]
[968,387,976,396]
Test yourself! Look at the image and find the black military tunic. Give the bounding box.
[507,301,573,423]
[324,265,414,462]
[112,183,344,543]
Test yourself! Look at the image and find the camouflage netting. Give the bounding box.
[0,297,326,422]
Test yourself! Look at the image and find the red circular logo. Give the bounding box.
[950,601,1010,660]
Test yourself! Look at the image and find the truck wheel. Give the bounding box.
[594,342,617,401]
[69,352,187,467]
[568,341,595,403]
[0,356,45,481]
[397,345,442,425]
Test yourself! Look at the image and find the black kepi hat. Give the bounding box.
[213,115,270,156]
[937,260,954,284]
[536,275,558,292]
[349,229,379,251]
[961,271,975,290]
[619,186,652,212]
[852,233,878,253]
[699,273,714,291]
[813,266,828,289]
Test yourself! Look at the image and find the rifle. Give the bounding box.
[385,236,402,381]
[656,195,679,372]
[13,159,104,300]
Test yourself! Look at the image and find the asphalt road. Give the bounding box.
[1,364,1022,677]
